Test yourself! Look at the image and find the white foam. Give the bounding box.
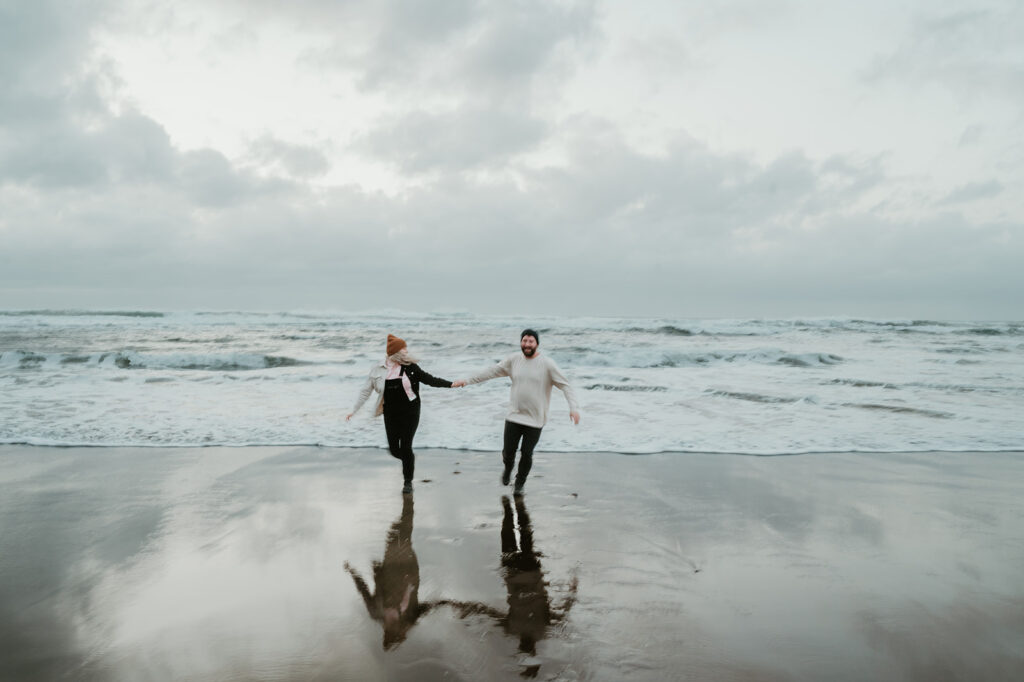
[1,311,1022,453]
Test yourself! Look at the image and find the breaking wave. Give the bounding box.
[0,310,165,318]
[646,350,843,369]
[707,390,802,404]
[2,310,1022,453]
[843,403,954,419]
[585,384,668,392]
[0,350,310,371]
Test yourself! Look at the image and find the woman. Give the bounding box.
[347,334,458,493]
[344,494,436,649]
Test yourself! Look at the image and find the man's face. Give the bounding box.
[520,335,538,357]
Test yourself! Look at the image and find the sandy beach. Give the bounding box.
[1,445,1022,681]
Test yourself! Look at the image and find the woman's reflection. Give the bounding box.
[444,495,578,677]
[344,494,436,649]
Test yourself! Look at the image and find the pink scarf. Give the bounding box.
[385,359,417,401]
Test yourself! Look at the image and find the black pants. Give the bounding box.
[384,401,420,483]
[503,420,542,485]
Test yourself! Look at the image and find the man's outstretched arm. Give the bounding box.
[549,360,581,424]
[458,355,513,387]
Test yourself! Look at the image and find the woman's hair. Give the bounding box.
[387,348,417,365]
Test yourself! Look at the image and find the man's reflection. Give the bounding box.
[344,494,436,649]
[444,495,578,677]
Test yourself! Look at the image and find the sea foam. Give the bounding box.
[1,310,1022,454]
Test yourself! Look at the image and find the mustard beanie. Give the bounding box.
[386,334,407,356]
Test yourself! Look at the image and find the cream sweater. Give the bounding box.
[467,350,579,428]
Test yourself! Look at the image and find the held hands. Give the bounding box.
[451,380,466,388]
[570,411,581,425]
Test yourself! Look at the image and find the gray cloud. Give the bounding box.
[3,140,1020,317]
[1,0,1021,319]
[246,135,331,178]
[355,107,547,173]
[452,1,597,91]
[685,0,793,38]
[863,7,1024,101]
[1,110,176,188]
[289,0,598,100]
[0,1,111,108]
[941,180,1004,205]
[1,2,119,186]
[0,2,287,202]
[520,125,885,252]
[958,124,985,147]
[178,149,292,208]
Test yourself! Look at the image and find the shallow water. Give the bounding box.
[2,446,1022,680]
[2,310,1023,454]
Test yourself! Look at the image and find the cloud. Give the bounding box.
[178,149,293,207]
[246,135,331,178]
[1,0,1021,318]
[0,2,290,200]
[355,107,547,173]
[863,7,1024,102]
[0,1,118,185]
[958,124,985,147]
[1,110,176,188]
[450,0,597,92]
[520,125,885,251]
[941,180,1004,205]
[0,1,110,108]
[289,0,598,100]
[3,133,1020,316]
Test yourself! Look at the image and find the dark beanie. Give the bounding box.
[520,328,539,344]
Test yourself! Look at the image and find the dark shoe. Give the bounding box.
[513,484,524,497]
[402,481,413,494]
[501,468,512,486]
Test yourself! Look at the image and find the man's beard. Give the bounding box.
[521,347,536,357]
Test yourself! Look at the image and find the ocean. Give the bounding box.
[1,310,1022,454]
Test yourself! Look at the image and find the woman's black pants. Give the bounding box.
[384,401,420,483]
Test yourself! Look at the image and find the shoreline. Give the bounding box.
[3,442,1024,456]
[2,445,1023,680]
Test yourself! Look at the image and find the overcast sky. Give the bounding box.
[1,0,1021,319]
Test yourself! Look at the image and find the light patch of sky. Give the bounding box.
[93,5,407,194]
[554,1,1018,223]
[88,0,1021,222]
[553,2,887,158]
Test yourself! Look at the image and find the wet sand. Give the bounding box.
[1,445,1023,681]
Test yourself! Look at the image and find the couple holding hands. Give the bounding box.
[347,329,580,495]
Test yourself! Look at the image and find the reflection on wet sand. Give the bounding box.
[345,493,578,676]
[8,446,1023,680]
[345,493,438,649]
[441,495,578,678]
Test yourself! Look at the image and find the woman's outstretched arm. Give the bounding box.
[408,363,454,388]
[347,372,376,419]
[344,562,379,619]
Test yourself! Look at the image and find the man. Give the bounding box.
[455,329,580,496]
[435,495,578,676]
